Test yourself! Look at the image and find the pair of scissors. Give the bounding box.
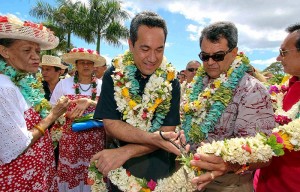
[159,130,188,158]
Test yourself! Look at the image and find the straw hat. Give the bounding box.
[0,14,59,50]
[39,55,67,69]
[62,48,106,67]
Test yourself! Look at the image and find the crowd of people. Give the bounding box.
[0,10,299,192]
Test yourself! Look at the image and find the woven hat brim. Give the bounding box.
[62,52,106,67]
[39,63,67,69]
[0,23,59,50]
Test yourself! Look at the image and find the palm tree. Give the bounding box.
[30,0,83,49]
[82,0,130,53]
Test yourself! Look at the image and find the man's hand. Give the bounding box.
[91,148,130,176]
[155,130,190,156]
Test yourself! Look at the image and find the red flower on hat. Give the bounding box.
[78,48,85,52]
[0,16,8,22]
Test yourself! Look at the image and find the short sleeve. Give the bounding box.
[0,85,32,165]
[94,67,121,120]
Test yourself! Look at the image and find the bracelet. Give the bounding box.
[235,163,250,175]
[34,125,45,136]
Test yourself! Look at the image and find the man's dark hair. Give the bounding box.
[286,23,300,51]
[130,11,167,46]
[199,21,238,50]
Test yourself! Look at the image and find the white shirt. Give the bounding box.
[0,74,33,165]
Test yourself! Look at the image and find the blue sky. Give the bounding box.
[1,0,300,71]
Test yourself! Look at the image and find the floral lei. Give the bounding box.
[72,71,97,100]
[0,60,51,118]
[88,75,300,192]
[111,50,176,132]
[181,52,250,142]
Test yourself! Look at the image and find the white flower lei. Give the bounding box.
[112,51,176,132]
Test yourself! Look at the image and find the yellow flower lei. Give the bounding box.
[111,51,176,132]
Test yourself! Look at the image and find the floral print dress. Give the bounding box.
[0,108,58,192]
[56,95,105,191]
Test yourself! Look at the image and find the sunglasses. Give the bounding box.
[279,48,299,57]
[187,68,198,72]
[198,48,233,62]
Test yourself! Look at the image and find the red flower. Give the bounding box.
[0,16,8,22]
[126,170,131,176]
[87,49,93,54]
[78,48,85,52]
[242,144,252,154]
[275,115,292,125]
[86,178,94,185]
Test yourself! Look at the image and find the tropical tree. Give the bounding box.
[30,0,84,49]
[263,61,285,84]
[82,0,130,53]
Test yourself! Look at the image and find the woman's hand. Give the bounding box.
[51,96,70,119]
[66,98,92,119]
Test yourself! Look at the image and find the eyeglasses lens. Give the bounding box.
[199,52,226,62]
[187,68,198,72]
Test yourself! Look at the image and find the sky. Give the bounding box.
[1,0,300,71]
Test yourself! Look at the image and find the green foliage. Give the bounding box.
[266,135,284,156]
[263,61,284,75]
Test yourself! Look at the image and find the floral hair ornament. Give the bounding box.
[62,48,106,67]
[0,14,59,50]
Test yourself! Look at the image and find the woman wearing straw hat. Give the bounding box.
[50,48,106,191]
[0,14,70,191]
[40,55,67,100]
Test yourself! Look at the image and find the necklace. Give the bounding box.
[112,50,176,132]
[73,71,97,100]
[79,83,92,92]
[181,52,250,142]
[0,60,51,118]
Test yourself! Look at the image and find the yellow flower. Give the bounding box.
[113,58,119,68]
[202,90,211,98]
[167,71,175,81]
[213,80,221,88]
[148,98,163,112]
[183,103,190,113]
[128,100,137,109]
[278,131,294,151]
[193,100,202,110]
[227,68,233,76]
[140,188,151,192]
[121,87,129,98]
[280,75,291,85]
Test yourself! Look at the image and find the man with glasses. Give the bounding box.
[185,60,201,83]
[183,21,275,192]
[254,23,300,192]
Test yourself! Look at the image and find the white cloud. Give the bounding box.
[121,0,299,52]
[251,57,278,67]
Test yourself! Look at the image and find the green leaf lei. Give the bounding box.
[0,60,51,118]
[73,71,97,101]
[181,52,250,142]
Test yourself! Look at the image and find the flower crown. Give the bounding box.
[0,14,59,50]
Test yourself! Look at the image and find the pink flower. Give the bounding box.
[269,85,279,94]
[142,112,148,120]
[87,49,93,54]
[147,179,156,191]
[91,88,97,93]
[78,48,85,52]
[273,132,284,144]
[72,83,79,89]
